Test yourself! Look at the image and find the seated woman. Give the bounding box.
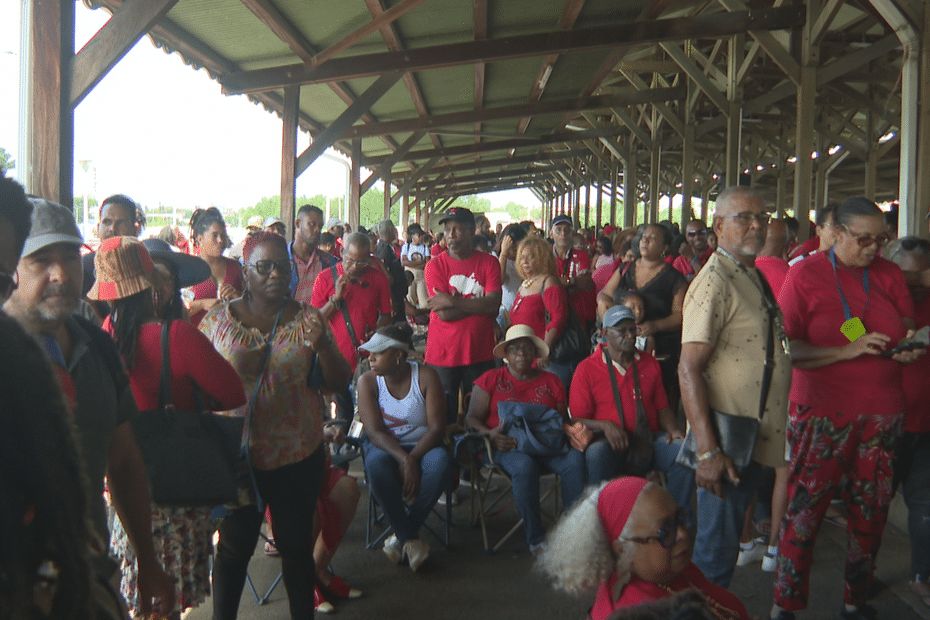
[357,323,451,572]
[538,477,749,620]
[466,324,586,554]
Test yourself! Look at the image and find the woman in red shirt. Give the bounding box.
[465,325,584,553]
[88,236,246,620]
[186,207,242,326]
[509,235,568,354]
[773,198,922,620]
[537,477,749,620]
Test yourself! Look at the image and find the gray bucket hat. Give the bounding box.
[22,199,83,257]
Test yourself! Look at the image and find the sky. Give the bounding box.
[0,1,538,219]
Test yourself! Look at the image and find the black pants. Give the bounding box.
[212,448,325,620]
[432,361,495,424]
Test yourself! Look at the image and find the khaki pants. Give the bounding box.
[406,267,428,309]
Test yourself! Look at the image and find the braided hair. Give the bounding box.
[189,207,229,249]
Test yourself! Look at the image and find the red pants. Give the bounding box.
[773,402,901,611]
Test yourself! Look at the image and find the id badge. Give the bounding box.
[840,317,867,343]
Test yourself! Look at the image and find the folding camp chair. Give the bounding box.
[210,506,283,606]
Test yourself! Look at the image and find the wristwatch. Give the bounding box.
[696,447,721,462]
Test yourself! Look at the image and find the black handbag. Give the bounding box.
[497,402,569,457]
[676,268,779,471]
[604,350,654,476]
[131,321,244,506]
[548,250,591,363]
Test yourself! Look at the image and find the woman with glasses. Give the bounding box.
[200,232,352,619]
[598,223,687,407]
[771,197,922,620]
[538,477,749,620]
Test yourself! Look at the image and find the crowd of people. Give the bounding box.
[1,169,928,620]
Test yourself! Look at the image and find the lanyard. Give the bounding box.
[828,248,869,322]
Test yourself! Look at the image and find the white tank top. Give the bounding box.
[376,361,428,444]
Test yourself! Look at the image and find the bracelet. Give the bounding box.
[696,447,721,462]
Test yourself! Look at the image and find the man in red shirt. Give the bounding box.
[672,220,713,281]
[569,305,691,507]
[550,215,596,329]
[755,218,790,297]
[289,204,338,304]
[424,207,502,422]
[883,237,930,604]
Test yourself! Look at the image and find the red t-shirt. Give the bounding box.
[903,294,930,433]
[103,319,245,411]
[472,367,565,430]
[509,284,568,341]
[430,244,445,258]
[779,252,913,416]
[188,257,243,327]
[424,251,502,366]
[311,264,392,370]
[592,259,619,293]
[554,247,596,323]
[755,255,790,298]
[671,247,714,280]
[569,345,668,432]
[788,236,820,260]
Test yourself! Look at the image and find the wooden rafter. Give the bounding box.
[309,0,423,67]
[473,0,487,144]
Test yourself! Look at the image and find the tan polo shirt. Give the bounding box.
[681,251,791,468]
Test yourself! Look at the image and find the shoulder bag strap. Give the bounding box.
[756,273,777,421]
[158,320,173,410]
[331,264,361,349]
[603,349,628,430]
[629,357,651,434]
[561,248,573,279]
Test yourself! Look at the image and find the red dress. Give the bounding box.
[591,563,749,620]
[509,284,568,341]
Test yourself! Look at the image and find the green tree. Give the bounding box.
[0,147,14,173]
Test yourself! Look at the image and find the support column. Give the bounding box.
[864,110,878,200]
[793,5,818,241]
[26,0,75,206]
[814,145,827,214]
[401,192,410,228]
[776,169,787,217]
[610,161,618,226]
[624,150,636,228]
[725,35,743,188]
[349,138,361,232]
[916,5,930,235]
[649,130,660,223]
[595,178,603,230]
[280,85,299,239]
[383,169,392,220]
[682,127,694,223]
[583,183,591,229]
[574,185,582,229]
[700,187,710,222]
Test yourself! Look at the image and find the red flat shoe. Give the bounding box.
[320,574,363,600]
[314,586,335,614]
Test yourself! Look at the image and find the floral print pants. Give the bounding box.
[773,402,901,611]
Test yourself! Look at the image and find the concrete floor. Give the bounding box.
[186,470,930,620]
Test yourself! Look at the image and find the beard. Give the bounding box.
[36,284,80,322]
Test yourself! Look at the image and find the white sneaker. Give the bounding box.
[383,534,403,564]
[436,490,459,506]
[761,546,778,572]
[736,537,767,566]
[403,539,430,572]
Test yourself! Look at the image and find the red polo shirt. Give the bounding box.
[788,236,819,261]
[554,247,596,324]
[568,345,668,433]
[779,252,913,416]
[311,264,391,371]
[424,250,502,367]
[473,367,565,430]
[671,247,714,280]
[755,255,790,298]
[903,294,930,433]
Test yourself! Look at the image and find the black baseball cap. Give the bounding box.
[438,207,476,226]
[550,214,573,228]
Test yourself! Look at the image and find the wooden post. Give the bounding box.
[681,79,694,223]
[864,110,878,200]
[916,6,930,233]
[610,161,618,226]
[649,123,660,223]
[814,138,827,215]
[280,85,299,240]
[725,35,743,188]
[401,192,410,229]
[574,185,582,229]
[583,183,591,229]
[595,178,603,230]
[793,4,818,241]
[776,168,787,217]
[349,139,361,232]
[415,193,422,226]
[700,187,710,222]
[383,168,392,220]
[624,150,636,228]
[26,0,75,206]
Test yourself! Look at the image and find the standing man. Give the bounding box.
[401,223,430,309]
[290,204,337,304]
[374,219,407,323]
[424,207,502,422]
[5,199,175,613]
[678,186,791,587]
[755,218,791,297]
[673,220,713,281]
[550,214,596,329]
[327,217,346,259]
[82,193,141,296]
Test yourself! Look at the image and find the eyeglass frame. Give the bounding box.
[836,224,891,248]
[722,211,771,226]
[620,507,690,549]
[247,259,291,276]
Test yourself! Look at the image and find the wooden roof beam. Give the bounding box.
[310,0,423,67]
[403,148,590,176]
[473,0,487,144]
[659,43,728,112]
[344,87,683,139]
[617,69,685,136]
[426,165,565,188]
[361,131,424,194]
[716,0,799,85]
[363,126,631,166]
[221,6,806,94]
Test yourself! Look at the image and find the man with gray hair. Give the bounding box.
[374,219,407,322]
[678,186,792,586]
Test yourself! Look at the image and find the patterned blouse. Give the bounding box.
[200,302,326,471]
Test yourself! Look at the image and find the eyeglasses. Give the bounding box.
[249,260,290,276]
[725,212,771,226]
[621,508,690,549]
[343,257,369,268]
[840,226,890,248]
[0,270,17,299]
[686,229,708,238]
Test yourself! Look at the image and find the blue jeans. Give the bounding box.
[363,443,452,543]
[902,432,930,578]
[546,360,575,393]
[693,460,766,587]
[584,435,695,510]
[489,448,586,546]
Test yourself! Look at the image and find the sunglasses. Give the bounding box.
[726,212,771,226]
[249,260,290,276]
[0,270,17,299]
[621,507,691,549]
[840,226,890,248]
